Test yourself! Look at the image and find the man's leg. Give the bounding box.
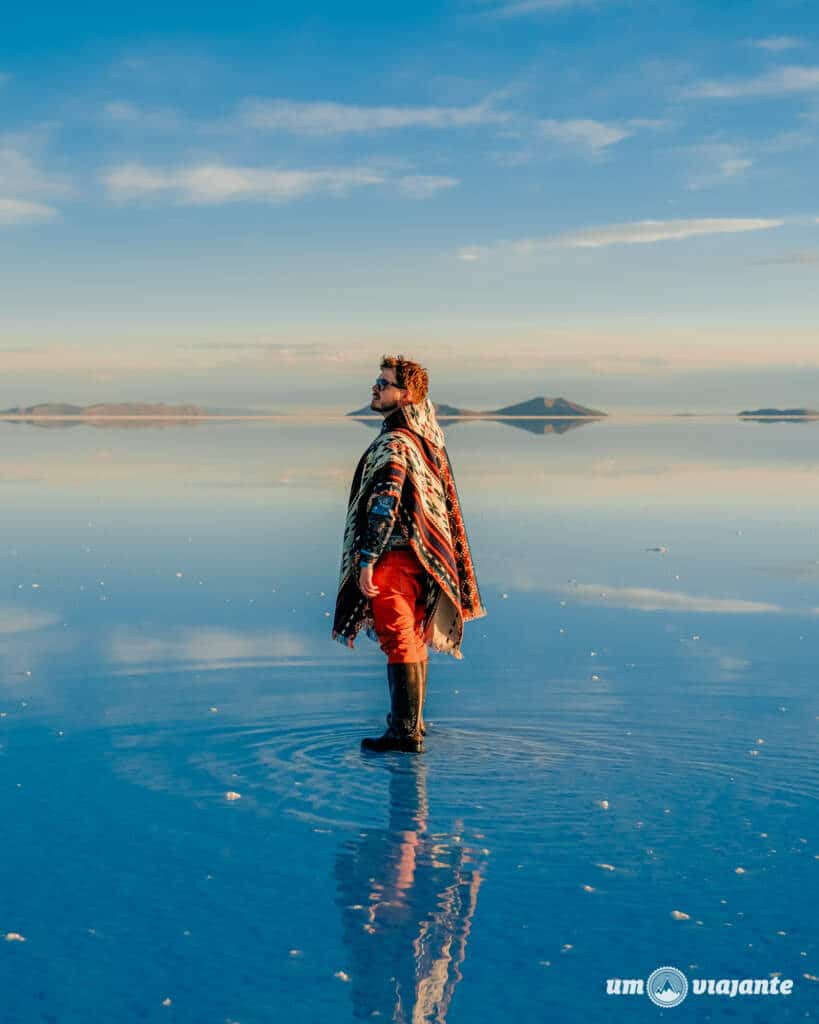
[370,551,425,664]
[363,552,426,752]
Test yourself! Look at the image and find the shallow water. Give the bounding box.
[1,416,817,1022]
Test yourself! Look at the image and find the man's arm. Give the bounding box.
[359,493,399,567]
[357,454,407,596]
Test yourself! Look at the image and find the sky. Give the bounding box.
[2,0,819,413]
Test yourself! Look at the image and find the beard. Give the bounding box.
[371,395,401,414]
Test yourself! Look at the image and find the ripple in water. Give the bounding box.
[108,706,819,838]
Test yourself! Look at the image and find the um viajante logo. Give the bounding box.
[606,966,794,1006]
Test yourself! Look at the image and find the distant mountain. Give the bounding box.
[347,395,606,418]
[738,407,819,417]
[1,402,207,416]
[433,402,483,417]
[0,402,210,429]
[0,403,86,416]
[346,401,474,417]
[485,396,605,417]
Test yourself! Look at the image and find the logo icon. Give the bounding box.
[646,967,688,1007]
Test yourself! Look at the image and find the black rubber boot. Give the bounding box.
[385,659,428,735]
[419,659,428,736]
[361,662,425,753]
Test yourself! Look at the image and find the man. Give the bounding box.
[332,354,486,753]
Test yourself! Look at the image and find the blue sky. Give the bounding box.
[2,0,819,412]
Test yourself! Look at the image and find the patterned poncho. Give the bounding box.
[332,397,486,659]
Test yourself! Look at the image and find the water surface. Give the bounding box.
[2,416,817,1021]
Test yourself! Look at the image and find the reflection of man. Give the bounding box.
[334,761,487,1021]
[332,354,486,753]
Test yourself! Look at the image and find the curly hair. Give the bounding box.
[380,353,429,403]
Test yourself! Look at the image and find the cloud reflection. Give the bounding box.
[0,606,61,633]
[108,625,307,673]
[552,583,783,614]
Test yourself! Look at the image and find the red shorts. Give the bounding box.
[370,549,429,665]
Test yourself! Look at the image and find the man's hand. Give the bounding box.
[358,563,380,598]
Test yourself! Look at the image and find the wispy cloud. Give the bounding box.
[238,97,509,134]
[397,174,459,197]
[0,137,73,198]
[538,118,632,152]
[458,217,784,259]
[684,142,755,190]
[0,198,58,224]
[553,582,783,613]
[494,114,670,167]
[102,161,457,204]
[0,135,72,225]
[746,36,806,53]
[0,72,10,86]
[682,65,819,99]
[102,100,182,130]
[717,157,753,177]
[682,128,815,190]
[485,0,606,17]
[104,100,147,120]
[536,116,669,155]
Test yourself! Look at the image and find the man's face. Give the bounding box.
[370,367,407,415]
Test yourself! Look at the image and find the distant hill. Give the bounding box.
[738,407,819,417]
[433,402,483,417]
[1,402,207,416]
[348,395,606,418]
[347,400,474,417]
[0,403,86,416]
[485,396,605,417]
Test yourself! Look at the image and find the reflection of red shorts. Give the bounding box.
[370,549,429,664]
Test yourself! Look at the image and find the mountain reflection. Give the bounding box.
[0,417,204,430]
[334,760,488,1022]
[484,417,591,435]
[352,416,596,435]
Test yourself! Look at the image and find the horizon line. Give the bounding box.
[1,413,817,421]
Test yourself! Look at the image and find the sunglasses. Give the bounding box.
[374,377,405,391]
